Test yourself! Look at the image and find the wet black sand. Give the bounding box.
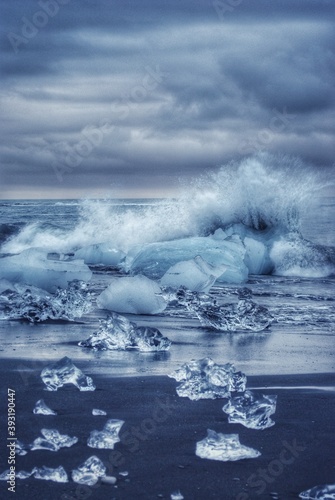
[0,360,334,500]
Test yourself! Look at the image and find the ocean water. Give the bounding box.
[0,156,334,378]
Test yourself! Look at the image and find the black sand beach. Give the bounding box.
[0,359,334,500]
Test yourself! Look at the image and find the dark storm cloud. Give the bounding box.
[0,0,334,197]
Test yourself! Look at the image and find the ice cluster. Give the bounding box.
[29,428,78,452]
[222,390,277,430]
[169,357,246,400]
[196,430,261,461]
[0,248,92,292]
[87,419,124,449]
[0,280,92,322]
[299,483,335,499]
[33,399,57,415]
[97,275,167,314]
[40,356,96,391]
[72,456,107,486]
[79,312,172,352]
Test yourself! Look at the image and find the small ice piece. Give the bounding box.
[33,399,57,415]
[119,471,129,477]
[92,409,107,416]
[41,356,96,391]
[97,275,167,314]
[171,490,184,500]
[222,390,277,430]
[29,428,78,452]
[160,256,227,293]
[15,440,28,456]
[72,455,106,486]
[0,469,34,480]
[196,430,261,461]
[299,483,335,499]
[79,313,171,352]
[87,419,124,449]
[33,465,68,483]
[169,357,246,401]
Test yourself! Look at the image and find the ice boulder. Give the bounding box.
[40,356,96,391]
[74,243,125,266]
[97,275,167,315]
[0,248,92,292]
[196,430,261,461]
[160,255,227,293]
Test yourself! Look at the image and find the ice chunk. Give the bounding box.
[87,419,124,449]
[29,428,78,452]
[40,356,96,391]
[160,256,227,293]
[33,399,57,415]
[0,248,92,292]
[72,456,106,486]
[92,409,107,416]
[79,313,172,352]
[97,275,167,315]
[196,430,261,461]
[171,491,184,500]
[0,280,92,322]
[244,237,273,275]
[126,235,248,283]
[74,243,126,266]
[0,469,34,480]
[299,484,335,499]
[169,358,246,400]
[33,466,68,483]
[15,440,28,456]
[222,390,277,430]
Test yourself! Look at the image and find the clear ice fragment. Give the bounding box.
[196,430,261,461]
[87,419,124,449]
[33,465,68,483]
[72,455,106,486]
[169,357,246,400]
[79,313,171,352]
[29,428,78,452]
[15,440,28,455]
[92,409,107,416]
[299,484,335,499]
[171,490,184,500]
[33,399,57,415]
[40,356,96,391]
[222,390,277,430]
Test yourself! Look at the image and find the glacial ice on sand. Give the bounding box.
[40,356,96,391]
[0,469,33,480]
[79,312,172,352]
[97,275,167,314]
[196,430,261,461]
[169,357,246,400]
[160,255,227,292]
[87,419,124,449]
[33,399,57,415]
[29,428,78,452]
[74,242,126,266]
[92,409,107,416]
[222,390,277,430]
[33,466,68,483]
[0,248,92,292]
[72,456,106,486]
[15,440,27,456]
[299,484,335,499]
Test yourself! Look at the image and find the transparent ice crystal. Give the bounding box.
[29,428,78,452]
[41,356,96,391]
[196,430,261,461]
[72,455,106,486]
[79,313,172,352]
[222,390,277,430]
[87,419,124,449]
[33,399,57,415]
[299,484,335,499]
[169,357,246,400]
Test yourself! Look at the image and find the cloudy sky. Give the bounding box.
[1,0,334,198]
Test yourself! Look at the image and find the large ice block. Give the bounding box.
[72,456,106,486]
[299,484,335,499]
[87,419,124,449]
[169,358,246,400]
[97,275,167,314]
[29,428,78,452]
[33,399,57,415]
[196,430,261,461]
[40,356,96,391]
[222,390,277,429]
[79,313,172,352]
[0,248,92,292]
[74,243,126,266]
